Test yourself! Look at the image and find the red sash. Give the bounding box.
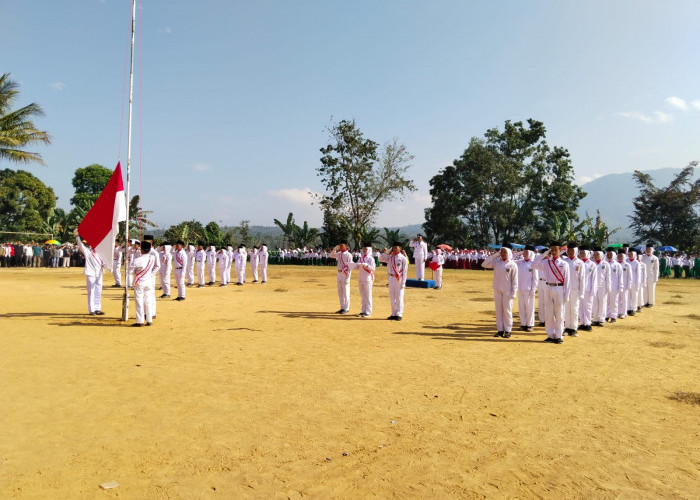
[391,254,403,281]
[548,258,564,284]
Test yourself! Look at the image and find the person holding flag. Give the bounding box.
[75,230,108,315]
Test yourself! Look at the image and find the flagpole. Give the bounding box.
[122,0,136,322]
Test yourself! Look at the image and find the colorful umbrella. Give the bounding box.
[44,239,61,245]
[437,244,452,251]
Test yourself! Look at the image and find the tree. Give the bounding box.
[319,198,349,248]
[273,212,297,247]
[125,195,157,238]
[380,227,409,249]
[578,210,621,248]
[294,220,320,248]
[0,169,56,232]
[0,73,51,166]
[629,162,699,249]
[424,119,586,246]
[317,119,416,247]
[163,220,205,244]
[70,164,112,207]
[236,220,253,248]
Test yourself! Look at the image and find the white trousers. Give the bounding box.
[537,280,547,323]
[415,257,425,280]
[159,267,171,295]
[133,281,153,324]
[250,262,259,282]
[494,290,513,333]
[644,279,656,305]
[433,267,442,288]
[607,289,619,319]
[544,285,565,339]
[86,274,103,313]
[196,263,205,286]
[112,260,121,285]
[174,268,186,298]
[628,286,639,311]
[186,263,195,285]
[337,274,350,311]
[637,286,644,310]
[517,290,535,328]
[226,260,232,283]
[236,266,246,284]
[260,264,268,282]
[220,265,228,285]
[359,281,373,315]
[208,262,216,283]
[388,277,405,317]
[617,289,628,317]
[149,277,157,317]
[126,269,133,287]
[564,292,581,330]
[592,289,607,323]
[579,292,594,326]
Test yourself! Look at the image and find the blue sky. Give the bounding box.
[3,0,699,229]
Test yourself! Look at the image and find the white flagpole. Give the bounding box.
[122,0,136,322]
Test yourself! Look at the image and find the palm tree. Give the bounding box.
[0,73,51,165]
[273,212,297,247]
[293,221,320,248]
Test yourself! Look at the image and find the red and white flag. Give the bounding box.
[77,162,127,268]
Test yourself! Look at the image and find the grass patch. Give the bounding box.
[274,288,291,292]
[664,300,685,305]
[671,294,685,298]
[668,392,700,406]
[471,297,493,302]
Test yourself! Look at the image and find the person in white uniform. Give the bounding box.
[641,244,659,307]
[606,247,622,323]
[259,244,269,283]
[352,245,376,317]
[532,242,570,344]
[226,245,234,284]
[536,248,548,326]
[591,248,611,327]
[482,244,518,338]
[564,243,585,337]
[249,246,260,282]
[195,243,206,288]
[185,243,196,286]
[330,241,353,313]
[206,245,217,285]
[142,235,160,320]
[516,245,538,332]
[234,245,247,285]
[626,250,641,316]
[430,248,445,289]
[75,231,107,315]
[172,240,187,300]
[617,250,632,319]
[578,247,597,332]
[158,243,173,298]
[129,240,157,326]
[379,242,409,320]
[635,253,647,313]
[217,247,229,286]
[112,242,123,287]
[409,234,429,280]
[125,239,140,288]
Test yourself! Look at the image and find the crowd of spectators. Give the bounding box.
[0,242,84,268]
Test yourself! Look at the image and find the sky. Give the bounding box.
[3,0,700,230]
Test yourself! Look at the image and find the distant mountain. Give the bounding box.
[576,167,696,243]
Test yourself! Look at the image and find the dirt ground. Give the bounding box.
[1,265,698,499]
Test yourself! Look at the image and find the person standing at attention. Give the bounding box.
[409,234,428,280]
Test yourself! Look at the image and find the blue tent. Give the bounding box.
[511,243,526,250]
[534,245,547,251]
[487,244,501,249]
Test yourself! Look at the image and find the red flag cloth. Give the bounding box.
[429,261,440,271]
[77,162,127,268]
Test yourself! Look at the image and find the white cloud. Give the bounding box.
[615,111,673,124]
[267,187,319,206]
[665,96,687,110]
[50,82,65,91]
[577,173,602,185]
[157,27,172,35]
[193,163,211,171]
[692,100,700,111]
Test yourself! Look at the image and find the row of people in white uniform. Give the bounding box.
[483,242,660,343]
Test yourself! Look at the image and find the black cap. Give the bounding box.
[646,243,654,248]
[567,241,578,248]
[197,241,205,247]
[580,245,590,252]
[176,240,184,246]
[622,243,630,247]
[144,234,154,241]
[593,246,602,252]
[525,244,535,251]
[141,241,152,252]
[605,246,615,252]
[549,241,561,247]
[392,241,402,248]
[502,243,512,250]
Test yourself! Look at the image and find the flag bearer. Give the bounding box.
[75,230,107,316]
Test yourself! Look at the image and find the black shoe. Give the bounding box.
[569,331,579,337]
[494,331,504,337]
[175,297,185,301]
[89,312,96,316]
[553,338,564,344]
[160,294,170,298]
[253,280,259,283]
[236,283,243,286]
[111,284,121,288]
[146,322,152,326]
[605,318,610,323]
[340,310,349,314]
[197,285,204,288]
[387,315,397,320]
[261,281,267,284]
[519,326,527,331]
[95,311,105,315]
[336,309,345,314]
[395,316,402,321]
[131,323,143,327]
[358,313,367,317]
[503,332,511,338]
[637,307,641,312]
[538,322,546,327]
[526,326,533,332]
[610,318,616,323]
[544,337,554,343]
[628,311,635,316]
[207,282,214,286]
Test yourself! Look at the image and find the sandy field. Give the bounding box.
[1,265,698,499]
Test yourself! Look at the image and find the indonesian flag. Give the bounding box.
[77,162,127,269]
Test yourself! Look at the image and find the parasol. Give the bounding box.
[44,239,61,245]
[437,244,452,251]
